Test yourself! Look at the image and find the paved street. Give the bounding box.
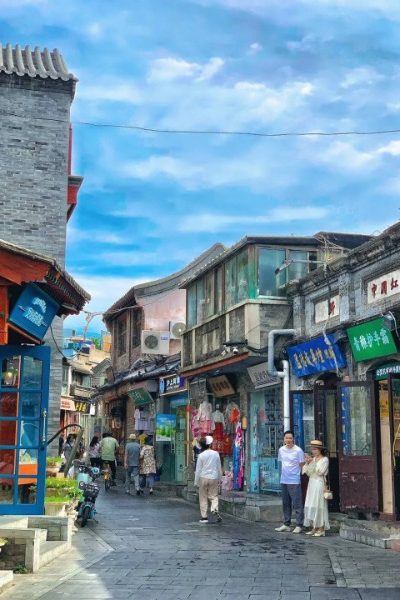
[4,484,400,600]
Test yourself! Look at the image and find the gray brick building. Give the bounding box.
[0,43,83,447]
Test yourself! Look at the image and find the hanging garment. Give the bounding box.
[212,422,224,453]
[225,402,240,434]
[233,423,244,491]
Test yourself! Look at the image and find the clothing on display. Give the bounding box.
[134,408,154,432]
[233,422,244,490]
[225,401,240,434]
[211,422,224,453]
[196,400,213,434]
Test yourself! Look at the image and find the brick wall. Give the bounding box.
[0,74,74,448]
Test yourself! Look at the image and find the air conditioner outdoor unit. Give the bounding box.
[141,330,170,355]
[169,321,186,340]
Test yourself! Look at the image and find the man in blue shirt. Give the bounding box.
[275,430,305,534]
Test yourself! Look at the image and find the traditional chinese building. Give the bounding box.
[287,220,400,520]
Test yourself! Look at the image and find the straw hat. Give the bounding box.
[310,440,324,448]
[128,433,137,441]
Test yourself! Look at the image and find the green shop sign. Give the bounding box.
[347,317,398,362]
[128,387,153,406]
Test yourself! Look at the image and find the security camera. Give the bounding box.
[232,346,239,355]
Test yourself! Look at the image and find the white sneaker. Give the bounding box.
[292,526,302,534]
[275,525,291,532]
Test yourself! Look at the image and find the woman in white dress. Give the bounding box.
[302,440,330,537]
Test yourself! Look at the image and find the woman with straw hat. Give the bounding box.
[302,440,330,537]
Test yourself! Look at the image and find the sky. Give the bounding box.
[2,0,400,332]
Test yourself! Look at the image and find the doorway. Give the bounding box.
[0,345,50,514]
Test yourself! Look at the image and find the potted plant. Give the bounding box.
[30,478,83,516]
[46,456,63,477]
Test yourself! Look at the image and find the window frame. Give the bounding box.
[117,317,127,357]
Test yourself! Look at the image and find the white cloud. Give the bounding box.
[341,67,384,89]
[317,141,376,171]
[377,140,400,156]
[78,82,141,104]
[67,226,127,245]
[248,42,263,54]
[179,206,330,233]
[148,56,224,82]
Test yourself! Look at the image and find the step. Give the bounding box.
[0,517,28,530]
[0,570,13,593]
[39,541,70,569]
[39,528,48,543]
[340,526,392,549]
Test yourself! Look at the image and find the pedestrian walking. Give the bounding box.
[100,432,119,486]
[63,434,75,461]
[88,436,101,468]
[275,430,305,534]
[194,436,222,524]
[302,440,330,537]
[139,436,156,494]
[125,433,141,495]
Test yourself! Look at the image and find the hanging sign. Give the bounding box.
[367,270,400,304]
[247,363,280,389]
[208,375,235,397]
[375,362,400,381]
[74,400,90,414]
[128,387,153,406]
[347,317,398,362]
[287,335,346,377]
[8,283,60,340]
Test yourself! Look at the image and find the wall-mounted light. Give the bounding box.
[241,415,248,430]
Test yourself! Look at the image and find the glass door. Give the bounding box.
[389,376,400,519]
[0,345,50,514]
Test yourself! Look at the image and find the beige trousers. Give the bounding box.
[198,477,219,518]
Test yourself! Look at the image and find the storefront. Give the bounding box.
[157,374,189,483]
[189,375,244,491]
[0,241,89,514]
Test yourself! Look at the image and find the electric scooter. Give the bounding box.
[76,464,101,527]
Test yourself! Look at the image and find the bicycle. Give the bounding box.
[102,462,111,492]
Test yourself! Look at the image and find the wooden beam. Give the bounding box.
[0,286,9,344]
[0,250,49,284]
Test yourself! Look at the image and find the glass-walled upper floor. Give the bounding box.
[187,245,318,327]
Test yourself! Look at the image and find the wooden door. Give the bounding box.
[314,386,340,512]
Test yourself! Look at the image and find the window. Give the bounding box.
[225,257,237,308]
[287,250,309,282]
[205,272,215,318]
[196,279,205,323]
[258,248,286,297]
[117,318,127,356]
[237,249,249,302]
[187,285,197,327]
[216,266,223,314]
[131,309,142,348]
[341,385,372,456]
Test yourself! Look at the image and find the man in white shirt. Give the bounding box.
[194,436,222,523]
[275,430,305,534]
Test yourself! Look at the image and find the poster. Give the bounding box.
[156,414,176,442]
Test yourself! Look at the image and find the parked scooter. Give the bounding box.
[76,463,101,527]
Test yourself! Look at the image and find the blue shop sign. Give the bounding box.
[287,334,346,377]
[8,283,60,341]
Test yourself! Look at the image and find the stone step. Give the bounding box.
[0,570,13,593]
[0,517,28,530]
[39,528,48,544]
[340,526,392,549]
[39,540,70,569]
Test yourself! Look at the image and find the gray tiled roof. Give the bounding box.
[0,43,76,81]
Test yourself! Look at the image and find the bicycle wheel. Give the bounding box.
[80,505,91,528]
[104,474,111,492]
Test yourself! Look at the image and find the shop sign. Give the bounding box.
[367,270,400,304]
[60,398,76,411]
[75,400,90,414]
[247,363,280,389]
[314,295,340,323]
[347,317,398,362]
[375,362,400,381]
[287,335,346,377]
[128,387,153,406]
[156,414,176,442]
[208,375,235,397]
[8,283,60,340]
[159,375,186,395]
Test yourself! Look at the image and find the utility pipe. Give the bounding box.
[267,329,295,432]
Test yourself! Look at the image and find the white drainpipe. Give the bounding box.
[267,329,295,432]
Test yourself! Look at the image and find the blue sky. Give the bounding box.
[2,0,400,332]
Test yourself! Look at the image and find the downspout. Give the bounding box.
[267,329,295,432]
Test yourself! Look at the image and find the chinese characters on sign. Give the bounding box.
[314,295,340,323]
[74,401,90,414]
[208,375,235,397]
[347,317,398,362]
[367,270,400,304]
[159,375,187,395]
[375,362,400,381]
[247,363,280,389]
[287,335,347,377]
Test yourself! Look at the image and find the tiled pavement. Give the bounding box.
[3,485,400,600]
